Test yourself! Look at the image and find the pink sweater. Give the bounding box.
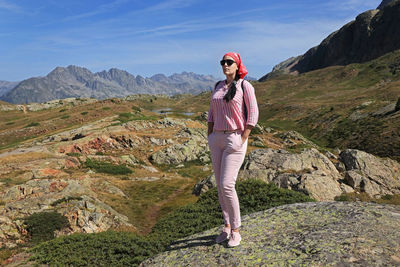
[208,79,259,131]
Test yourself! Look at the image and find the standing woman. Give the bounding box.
[207,52,259,247]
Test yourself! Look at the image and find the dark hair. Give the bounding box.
[223,70,240,102]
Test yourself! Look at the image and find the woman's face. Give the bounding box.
[221,56,238,77]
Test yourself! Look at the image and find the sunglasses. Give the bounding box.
[220,59,236,66]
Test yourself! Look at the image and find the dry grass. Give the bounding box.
[0,152,52,164]
[99,176,198,235]
[336,192,400,205]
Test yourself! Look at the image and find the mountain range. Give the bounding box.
[0,66,217,104]
[260,0,400,80]
[0,81,19,98]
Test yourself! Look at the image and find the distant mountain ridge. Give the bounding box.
[0,66,217,104]
[0,80,19,97]
[260,0,400,81]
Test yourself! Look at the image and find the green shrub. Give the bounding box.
[150,179,314,246]
[381,194,393,200]
[24,212,70,243]
[66,152,81,157]
[51,196,83,207]
[132,105,141,112]
[395,97,400,112]
[80,111,88,115]
[61,115,70,119]
[59,109,67,112]
[29,231,162,267]
[334,194,350,202]
[102,107,111,111]
[117,112,158,123]
[85,158,132,175]
[250,125,263,135]
[24,122,40,128]
[5,121,15,125]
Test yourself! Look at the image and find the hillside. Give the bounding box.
[261,0,400,80]
[194,50,400,161]
[0,66,216,104]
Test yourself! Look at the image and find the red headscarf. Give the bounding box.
[223,52,248,79]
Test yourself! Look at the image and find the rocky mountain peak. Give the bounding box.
[65,65,93,79]
[48,65,93,81]
[260,0,400,81]
[378,0,396,9]
[150,74,168,82]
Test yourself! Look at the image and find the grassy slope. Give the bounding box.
[256,50,400,160]
[190,50,400,160]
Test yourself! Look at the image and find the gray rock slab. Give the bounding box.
[141,202,400,266]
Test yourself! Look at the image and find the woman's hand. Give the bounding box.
[208,122,214,136]
[241,125,253,144]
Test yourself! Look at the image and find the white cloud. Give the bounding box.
[0,0,20,12]
[323,0,381,12]
[56,0,132,22]
[142,0,197,12]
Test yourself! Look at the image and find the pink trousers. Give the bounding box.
[208,131,247,229]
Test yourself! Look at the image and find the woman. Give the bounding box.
[207,52,259,247]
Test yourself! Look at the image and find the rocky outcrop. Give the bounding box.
[150,138,210,165]
[0,178,133,247]
[378,0,395,9]
[195,148,345,201]
[260,0,400,80]
[274,130,318,148]
[141,202,400,266]
[0,97,97,111]
[149,127,210,165]
[1,66,216,104]
[195,147,400,201]
[340,149,400,197]
[0,216,24,248]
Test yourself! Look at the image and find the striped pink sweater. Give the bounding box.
[208,79,259,131]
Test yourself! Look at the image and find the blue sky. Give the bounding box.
[0,0,382,81]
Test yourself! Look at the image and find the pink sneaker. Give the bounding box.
[215,227,230,243]
[228,231,241,247]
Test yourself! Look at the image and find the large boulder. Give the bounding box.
[194,148,344,201]
[150,129,210,165]
[195,147,400,200]
[340,149,400,197]
[0,216,24,248]
[141,202,400,266]
[0,178,133,248]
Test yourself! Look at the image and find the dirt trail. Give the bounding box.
[141,179,193,235]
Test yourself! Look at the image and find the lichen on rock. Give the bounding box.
[140,202,400,266]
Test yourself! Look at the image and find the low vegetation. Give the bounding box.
[24,122,40,128]
[85,158,133,175]
[50,196,83,207]
[29,179,314,266]
[117,112,158,123]
[23,211,70,244]
[335,192,400,205]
